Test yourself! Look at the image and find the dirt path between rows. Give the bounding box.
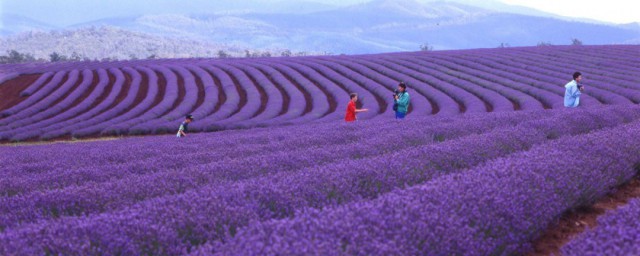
[528,174,640,255]
[0,74,42,112]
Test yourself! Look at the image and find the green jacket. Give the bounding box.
[395,92,410,113]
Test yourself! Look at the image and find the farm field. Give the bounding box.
[1,45,640,255]
[1,45,639,141]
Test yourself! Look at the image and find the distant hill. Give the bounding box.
[60,0,640,54]
[0,26,253,60]
[0,14,57,36]
[2,0,639,57]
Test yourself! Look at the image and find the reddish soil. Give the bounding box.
[0,74,42,112]
[275,66,314,116]
[65,70,100,111]
[202,67,227,114]
[241,68,269,118]
[484,99,494,112]
[14,72,69,117]
[88,71,116,111]
[112,71,134,116]
[458,100,466,113]
[0,133,140,146]
[283,65,337,117]
[224,68,249,117]
[129,69,150,118]
[50,72,84,107]
[528,175,640,255]
[255,67,290,116]
[511,98,522,111]
[93,70,132,117]
[163,69,185,117]
[144,71,167,115]
[427,95,439,115]
[189,70,205,114]
[26,70,101,126]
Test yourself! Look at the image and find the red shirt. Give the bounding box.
[345,101,356,122]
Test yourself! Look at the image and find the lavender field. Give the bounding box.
[1,45,639,141]
[1,45,640,255]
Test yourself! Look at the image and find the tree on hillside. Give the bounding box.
[217,50,230,58]
[70,52,85,61]
[260,52,272,58]
[49,52,68,62]
[571,38,583,46]
[537,41,553,46]
[420,42,434,51]
[0,50,36,64]
[280,49,292,57]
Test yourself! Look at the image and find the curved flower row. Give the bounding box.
[0,45,638,140]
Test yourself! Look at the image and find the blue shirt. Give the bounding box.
[564,80,581,108]
[176,121,189,137]
[395,92,410,113]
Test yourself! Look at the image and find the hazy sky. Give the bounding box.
[501,0,640,24]
[2,0,639,27]
[320,0,640,24]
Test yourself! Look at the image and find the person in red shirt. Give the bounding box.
[345,93,368,122]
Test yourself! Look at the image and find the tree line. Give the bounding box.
[0,49,327,64]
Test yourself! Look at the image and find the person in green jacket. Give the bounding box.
[176,114,194,138]
[393,82,410,119]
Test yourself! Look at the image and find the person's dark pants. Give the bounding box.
[395,111,406,119]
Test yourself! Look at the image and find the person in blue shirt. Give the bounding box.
[564,72,585,108]
[393,82,410,119]
[176,114,194,137]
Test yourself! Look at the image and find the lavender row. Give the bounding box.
[208,109,640,256]
[383,56,514,112]
[561,197,640,255]
[0,71,67,121]
[377,56,488,113]
[497,50,640,103]
[18,71,54,97]
[1,106,638,255]
[128,65,180,134]
[0,70,93,140]
[187,64,240,132]
[516,47,640,85]
[229,61,285,125]
[11,69,109,140]
[364,57,461,115]
[306,58,394,117]
[72,67,144,137]
[288,58,381,118]
[329,56,434,116]
[407,54,553,110]
[0,109,547,230]
[242,62,307,125]
[2,45,639,139]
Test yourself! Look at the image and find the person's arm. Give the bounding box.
[570,84,582,97]
[355,109,368,113]
[178,125,186,136]
[397,93,410,107]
